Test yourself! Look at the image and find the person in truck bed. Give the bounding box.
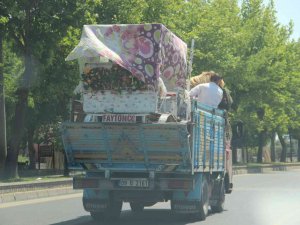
[189,74,223,108]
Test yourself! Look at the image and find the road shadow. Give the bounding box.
[49,209,216,225]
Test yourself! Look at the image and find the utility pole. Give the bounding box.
[0,33,7,175]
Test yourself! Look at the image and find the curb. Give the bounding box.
[232,163,300,175]
[0,179,73,194]
[0,187,81,204]
[0,179,77,204]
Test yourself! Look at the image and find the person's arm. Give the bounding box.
[158,77,167,97]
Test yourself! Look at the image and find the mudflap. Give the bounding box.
[171,173,203,214]
[83,189,123,221]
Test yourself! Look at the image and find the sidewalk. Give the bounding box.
[1,163,300,204]
[232,162,300,174]
[0,176,80,204]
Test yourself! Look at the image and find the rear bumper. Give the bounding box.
[73,176,194,191]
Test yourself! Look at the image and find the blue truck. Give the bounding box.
[61,24,233,221]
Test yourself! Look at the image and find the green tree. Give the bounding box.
[3,0,101,179]
[0,39,23,177]
[96,0,147,24]
[283,41,300,162]
[230,0,292,162]
[2,0,299,169]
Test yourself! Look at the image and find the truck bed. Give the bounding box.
[61,122,192,173]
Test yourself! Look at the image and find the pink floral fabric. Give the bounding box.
[66,24,187,90]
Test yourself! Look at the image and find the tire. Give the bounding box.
[197,176,209,221]
[211,179,225,213]
[130,202,144,213]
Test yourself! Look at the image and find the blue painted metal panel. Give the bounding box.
[61,122,192,173]
[191,100,225,172]
[62,101,226,174]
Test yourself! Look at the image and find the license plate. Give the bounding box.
[102,114,136,123]
[119,179,149,187]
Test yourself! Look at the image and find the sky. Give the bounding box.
[265,0,300,40]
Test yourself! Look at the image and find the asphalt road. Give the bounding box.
[1,169,300,225]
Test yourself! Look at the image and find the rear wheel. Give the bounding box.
[197,176,209,221]
[130,202,144,212]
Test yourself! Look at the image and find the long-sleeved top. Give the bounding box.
[189,82,223,108]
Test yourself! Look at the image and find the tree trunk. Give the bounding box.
[4,88,29,179]
[0,33,7,177]
[241,147,245,163]
[289,131,294,162]
[257,130,265,163]
[28,127,36,170]
[256,108,265,163]
[63,150,69,177]
[270,131,276,162]
[245,146,249,163]
[4,53,31,178]
[278,132,287,162]
[297,138,300,162]
[3,2,35,179]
